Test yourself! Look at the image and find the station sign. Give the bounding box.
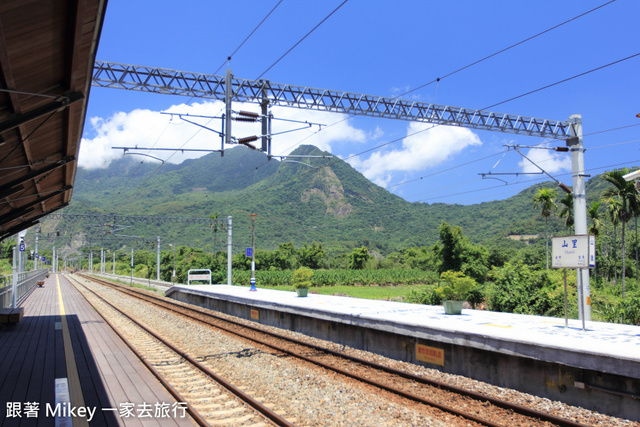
[187,269,212,285]
[551,235,595,269]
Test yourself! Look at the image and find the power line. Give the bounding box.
[214,0,284,75]
[397,0,617,99]
[277,0,617,158]
[483,52,640,110]
[341,51,640,166]
[256,0,350,80]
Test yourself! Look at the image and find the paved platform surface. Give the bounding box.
[0,274,193,426]
[168,284,640,379]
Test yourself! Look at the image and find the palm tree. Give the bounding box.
[533,187,558,269]
[587,201,603,236]
[602,169,640,298]
[558,193,574,232]
[587,201,603,279]
[606,198,621,283]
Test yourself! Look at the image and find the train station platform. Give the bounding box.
[166,284,640,421]
[0,274,193,426]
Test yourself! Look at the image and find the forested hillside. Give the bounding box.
[65,144,579,254]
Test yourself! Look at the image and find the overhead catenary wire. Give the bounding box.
[396,0,618,99]
[213,0,284,75]
[255,0,350,80]
[274,0,617,158]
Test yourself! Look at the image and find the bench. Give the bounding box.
[0,307,24,324]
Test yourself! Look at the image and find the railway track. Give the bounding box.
[74,273,592,427]
[68,274,295,427]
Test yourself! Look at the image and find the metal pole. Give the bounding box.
[12,246,17,309]
[227,216,232,286]
[249,214,257,291]
[568,114,590,321]
[578,268,586,331]
[261,86,269,154]
[34,229,39,270]
[172,244,176,285]
[101,248,104,273]
[225,68,233,147]
[130,248,134,286]
[157,236,161,281]
[113,252,116,275]
[563,269,568,329]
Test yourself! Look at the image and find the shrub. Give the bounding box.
[435,271,477,301]
[292,267,314,290]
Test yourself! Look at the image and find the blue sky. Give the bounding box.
[80,0,640,205]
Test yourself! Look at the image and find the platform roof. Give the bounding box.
[0,0,107,241]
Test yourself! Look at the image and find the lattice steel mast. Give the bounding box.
[93,61,572,139]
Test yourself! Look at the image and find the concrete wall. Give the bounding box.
[168,289,640,421]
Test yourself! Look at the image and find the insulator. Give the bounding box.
[558,182,572,194]
[238,135,258,144]
[234,117,258,122]
[555,146,570,152]
[238,110,260,118]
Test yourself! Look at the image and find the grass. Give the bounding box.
[238,283,432,301]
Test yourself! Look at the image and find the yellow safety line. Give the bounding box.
[57,275,89,427]
[57,275,66,316]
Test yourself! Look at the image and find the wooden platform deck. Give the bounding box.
[0,274,194,426]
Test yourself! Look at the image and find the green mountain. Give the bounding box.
[60,145,609,254]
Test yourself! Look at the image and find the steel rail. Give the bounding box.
[66,275,209,426]
[79,273,590,427]
[71,274,294,427]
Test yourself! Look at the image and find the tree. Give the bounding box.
[436,222,465,273]
[348,246,370,270]
[298,242,327,269]
[602,169,640,298]
[587,201,603,279]
[587,201,603,236]
[558,193,574,231]
[532,187,558,269]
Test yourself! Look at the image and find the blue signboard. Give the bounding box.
[245,247,253,257]
[19,243,25,252]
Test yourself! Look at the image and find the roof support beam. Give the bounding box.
[0,92,84,134]
[0,156,75,200]
[0,185,72,224]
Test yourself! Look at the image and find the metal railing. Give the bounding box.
[0,269,49,308]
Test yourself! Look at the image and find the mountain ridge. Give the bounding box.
[67,145,606,253]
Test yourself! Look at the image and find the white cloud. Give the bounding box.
[346,123,482,187]
[79,101,367,169]
[518,145,571,175]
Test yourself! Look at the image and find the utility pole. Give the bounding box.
[227,216,232,286]
[568,114,591,322]
[12,246,17,309]
[224,68,233,149]
[157,236,161,281]
[34,229,39,270]
[130,248,134,286]
[249,214,257,291]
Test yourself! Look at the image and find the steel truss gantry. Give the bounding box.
[90,61,591,321]
[92,61,573,140]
